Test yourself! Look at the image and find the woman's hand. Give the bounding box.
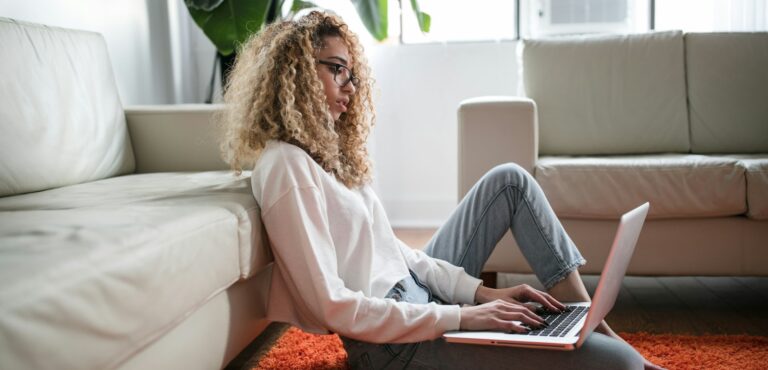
[475,284,566,313]
[459,284,566,332]
[459,299,548,332]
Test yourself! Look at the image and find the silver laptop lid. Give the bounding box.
[575,202,649,348]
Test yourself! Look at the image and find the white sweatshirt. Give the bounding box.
[250,141,482,343]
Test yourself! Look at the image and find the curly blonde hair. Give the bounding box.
[220,11,375,188]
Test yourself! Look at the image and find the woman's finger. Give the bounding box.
[539,291,567,311]
[521,287,566,312]
[500,319,530,334]
[495,301,546,327]
[518,288,556,311]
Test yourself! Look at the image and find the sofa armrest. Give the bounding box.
[125,104,229,173]
[457,96,538,201]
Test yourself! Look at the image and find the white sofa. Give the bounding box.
[459,31,768,277]
[0,19,273,369]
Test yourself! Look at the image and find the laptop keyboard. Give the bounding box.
[526,305,588,337]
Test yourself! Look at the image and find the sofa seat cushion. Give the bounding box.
[726,155,768,220]
[0,171,266,370]
[535,155,746,219]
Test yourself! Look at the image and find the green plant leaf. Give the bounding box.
[409,0,430,33]
[351,0,388,41]
[185,0,225,12]
[187,0,271,56]
[291,0,318,12]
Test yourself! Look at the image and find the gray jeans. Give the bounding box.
[342,164,643,370]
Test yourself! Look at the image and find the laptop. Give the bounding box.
[443,202,649,351]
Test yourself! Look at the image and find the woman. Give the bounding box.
[221,11,659,370]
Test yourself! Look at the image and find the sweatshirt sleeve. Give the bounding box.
[261,185,462,343]
[396,239,482,305]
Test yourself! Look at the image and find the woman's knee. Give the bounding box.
[580,333,644,370]
[481,163,531,188]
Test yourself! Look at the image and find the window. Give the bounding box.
[349,0,767,45]
[399,0,655,43]
[400,0,518,43]
[654,0,768,32]
[521,0,650,37]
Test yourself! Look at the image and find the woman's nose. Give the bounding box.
[342,81,356,94]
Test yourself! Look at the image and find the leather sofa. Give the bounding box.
[459,31,768,277]
[0,19,273,369]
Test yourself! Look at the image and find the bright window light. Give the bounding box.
[655,0,768,32]
[401,0,518,43]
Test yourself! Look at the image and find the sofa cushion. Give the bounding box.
[0,172,267,370]
[0,18,135,197]
[686,32,768,153]
[726,155,768,220]
[522,30,690,156]
[535,155,746,219]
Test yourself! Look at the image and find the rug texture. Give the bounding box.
[253,327,768,370]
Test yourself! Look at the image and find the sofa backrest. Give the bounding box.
[0,18,135,197]
[685,32,768,154]
[522,31,690,156]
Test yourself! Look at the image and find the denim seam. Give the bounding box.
[513,186,569,271]
[383,343,418,366]
[457,184,510,268]
[383,343,397,357]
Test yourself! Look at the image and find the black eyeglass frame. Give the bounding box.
[317,60,360,88]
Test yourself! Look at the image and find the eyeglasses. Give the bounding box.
[318,60,360,88]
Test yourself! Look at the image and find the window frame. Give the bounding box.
[397,0,659,44]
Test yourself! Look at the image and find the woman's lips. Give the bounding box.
[336,100,348,112]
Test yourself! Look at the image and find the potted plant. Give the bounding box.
[184,0,430,102]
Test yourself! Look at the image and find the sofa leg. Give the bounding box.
[480,271,497,289]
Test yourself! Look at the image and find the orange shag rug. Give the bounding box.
[253,327,768,370]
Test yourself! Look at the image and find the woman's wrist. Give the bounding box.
[474,285,495,304]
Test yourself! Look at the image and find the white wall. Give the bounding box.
[166,0,220,104]
[368,41,520,227]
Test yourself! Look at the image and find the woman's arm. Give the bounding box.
[263,186,461,343]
